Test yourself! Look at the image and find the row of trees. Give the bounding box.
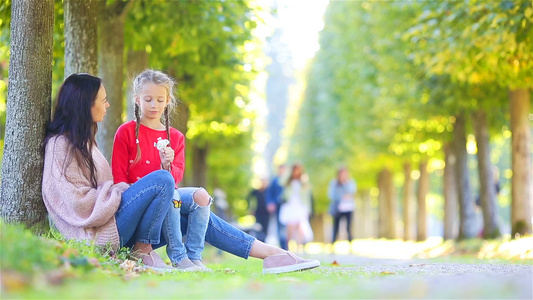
[290,0,531,240]
[0,0,265,229]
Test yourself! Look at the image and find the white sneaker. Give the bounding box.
[173,258,204,272]
[191,260,213,272]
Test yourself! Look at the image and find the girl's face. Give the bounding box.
[136,82,169,121]
[91,85,109,122]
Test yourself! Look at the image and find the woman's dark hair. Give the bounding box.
[43,73,102,188]
[285,162,303,186]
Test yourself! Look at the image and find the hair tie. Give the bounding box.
[136,139,139,144]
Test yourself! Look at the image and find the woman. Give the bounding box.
[279,163,314,252]
[327,166,357,243]
[42,73,319,275]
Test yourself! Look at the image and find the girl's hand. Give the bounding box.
[160,147,175,170]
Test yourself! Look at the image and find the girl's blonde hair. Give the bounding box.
[131,69,177,165]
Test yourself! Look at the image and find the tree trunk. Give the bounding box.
[473,108,501,238]
[453,113,477,239]
[416,160,429,241]
[191,142,208,188]
[509,89,532,236]
[96,1,132,160]
[379,168,396,239]
[356,189,373,238]
[443,143,458,240]
[403,161,415,240]
[171,101,189,185]
[377,170,387,238]
[0,0,54,231]
[64,0,98,77]
[126,49,149,121]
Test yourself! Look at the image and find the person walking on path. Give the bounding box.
[328,166,357,244]
[279,163,314,252]
[247,178,270,242]
[266,164,288,250]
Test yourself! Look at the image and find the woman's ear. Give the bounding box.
[134,95,140,105]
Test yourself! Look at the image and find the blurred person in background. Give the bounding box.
[328,166,357,244]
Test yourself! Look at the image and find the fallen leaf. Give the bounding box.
[61,248,79,258]
[381,271,396,275]
[146,280,158,288]
[0,270,29,291]
[88,257,101,268]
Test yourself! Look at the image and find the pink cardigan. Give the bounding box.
[42,135,129,250]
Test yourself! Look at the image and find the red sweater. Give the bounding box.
[112,120,185,187]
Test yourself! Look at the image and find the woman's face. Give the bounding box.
[91,85,109,122]
[136,83,169,121]
[339,169,349,182]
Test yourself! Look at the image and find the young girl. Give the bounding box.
[112,69,320,274]
[112,69,209,271]
[42,73,177,272]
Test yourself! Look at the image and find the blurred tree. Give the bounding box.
[407,0,532,236]
[123,0,262,211]
[64,0,98,77]
[417,160,429,241]
[96,0,133,160]
[0,0,54,231]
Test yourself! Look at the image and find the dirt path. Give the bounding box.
[309,254,533,299]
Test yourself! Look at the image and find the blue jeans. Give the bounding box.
[159,187,256,260]
[115,170,175,247]
[161,187,211,262]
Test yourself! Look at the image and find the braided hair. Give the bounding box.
[131,69,177,165]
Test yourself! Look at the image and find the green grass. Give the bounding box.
[1,221,531,299]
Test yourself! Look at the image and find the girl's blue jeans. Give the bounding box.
[115,171,255,263]
[115,170,174,248]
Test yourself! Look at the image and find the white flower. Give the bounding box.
[155,137,170,151]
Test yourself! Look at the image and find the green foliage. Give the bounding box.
[0,222,63,273]
[290,0,523,215]
[406,0,533,88]
[123,0,264,208]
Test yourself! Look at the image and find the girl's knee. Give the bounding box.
[193,188,211,207]
[152,170,174,190]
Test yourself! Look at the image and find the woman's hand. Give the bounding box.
[159,147,174,170]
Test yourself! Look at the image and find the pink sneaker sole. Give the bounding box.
[263,252,320,274]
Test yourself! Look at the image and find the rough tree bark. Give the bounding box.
[0,0,54,230]
[403,161,415,241]
[416,160,429,241]
[473,108,500,238]
[509,89,532,236]
[96,0,133,160]
[453,113,477,239]
[64,0,98,77]
[443,143,459,240]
